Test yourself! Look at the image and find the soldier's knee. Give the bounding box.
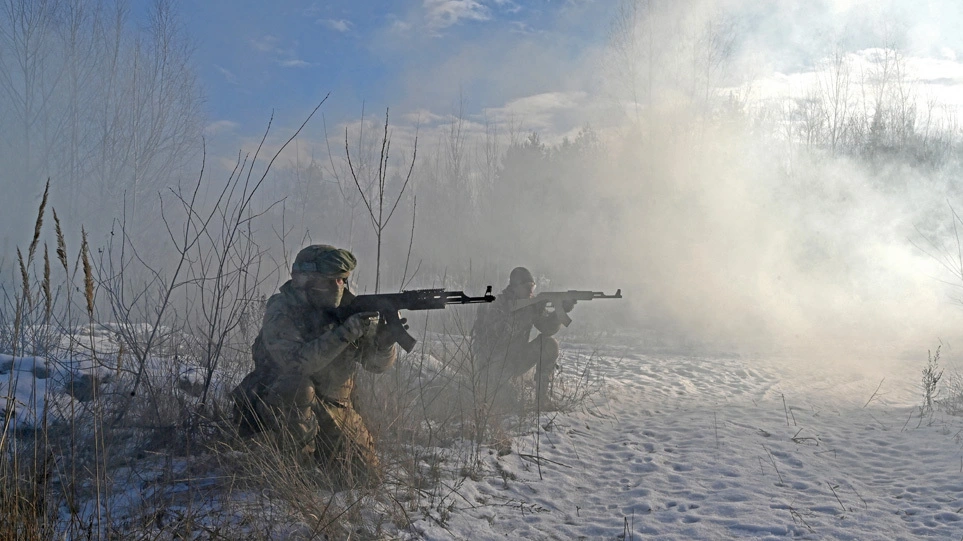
[536,335,559,363]
[256,401,319,446]
[254,375,320,446]
[263,374,316,407]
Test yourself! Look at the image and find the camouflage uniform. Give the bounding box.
[231,246,396,486]
[471,267,564,404]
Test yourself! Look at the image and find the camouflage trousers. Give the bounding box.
[474,334,560,405]
[231,372,380,487]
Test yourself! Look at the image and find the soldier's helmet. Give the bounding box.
[509,266,535,285]
[292,245,357,277]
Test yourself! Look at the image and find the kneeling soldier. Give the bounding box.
[231,245,396,486]
[471,266,574,408]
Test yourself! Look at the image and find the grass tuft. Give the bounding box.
[42,245,51,323]
[80,228,93,319]
[17,248,31,311]
[52,209,67,273]
[28,179,49,264]
[922,345,943,413]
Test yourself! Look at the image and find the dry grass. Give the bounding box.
[0,177,606,539]
[350,308,608,528]
[2,180,57,540]
[1,303,603,539]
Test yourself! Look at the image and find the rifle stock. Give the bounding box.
[337,286,495,352]
[511,289,622,327]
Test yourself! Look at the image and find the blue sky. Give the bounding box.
[171,1,612,140]
[137,0,963,163]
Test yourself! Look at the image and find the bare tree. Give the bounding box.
[606,0,660,128]
[100,100,327,427]
[323,109,377,248]
[0,0,63,184]
[0,0,203,243]
[692,8,737,122]
[345,108,417,292]
[606,0,742,142]
[817,49,852,156]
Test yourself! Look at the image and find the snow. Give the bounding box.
[3,333,963,539]
[400,347,963,540]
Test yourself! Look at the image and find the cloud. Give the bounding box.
[250,34,312,68]
[483,91,594,142]
[390,19,412,33]
[500,91,586,115]
[491,0,520,13]
[215,65,238,85]
[203,120,239,136]
[424,0,490,30]
[318,18,353,32]
[384,0,508,38]
[250,35,280,53]
[280,59,312,68]
[400,108,446,125]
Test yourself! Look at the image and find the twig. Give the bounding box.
[714,411,719,448]
[782,394,794,426]
[787,504,815,533]
[844,480,868,509]
[867,413,888,430]
[826,481,845,511]
[517,453,572,469]
[901,408,914,432]
[762,445,784,484]
[400,197,418,291]
[863,378,885,408]
[791,428,819,446]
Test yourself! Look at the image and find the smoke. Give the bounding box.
[590,121,962,358]
[7,0,963,362]
[235,0,963,360]
[569,0,963,357]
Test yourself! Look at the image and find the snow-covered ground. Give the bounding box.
[4,335,963,540]
[406,345,963,540]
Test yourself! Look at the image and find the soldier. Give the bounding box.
[231,245,397,486]
[471,266,575,408]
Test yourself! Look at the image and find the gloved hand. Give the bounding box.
[374,311,408,348]
[375,311,409,331]
[335,311,380,342]
[561,299,577,313]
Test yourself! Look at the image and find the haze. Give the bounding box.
[3,0,963,360]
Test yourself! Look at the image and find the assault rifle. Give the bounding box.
[337,287,495,352]
[511,289,622,326]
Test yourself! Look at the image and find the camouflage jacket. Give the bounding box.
[251,281,396,402]
[471,287,562,356]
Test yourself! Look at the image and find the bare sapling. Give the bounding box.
[345,107,418,292]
